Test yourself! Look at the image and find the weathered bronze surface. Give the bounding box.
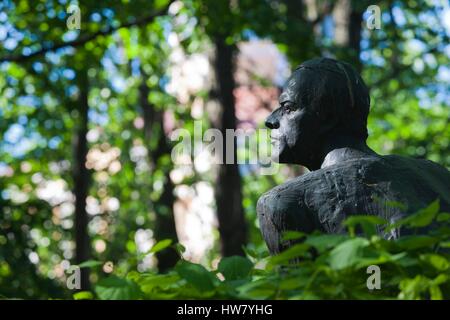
[257,57,450,254]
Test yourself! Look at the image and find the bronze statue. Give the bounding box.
[257,57,450,255]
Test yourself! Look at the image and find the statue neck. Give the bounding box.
[319,134,377,169]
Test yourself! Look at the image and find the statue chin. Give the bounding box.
[271,154,281,163]
[271,141,300,164]
[270,139,289,163]
[270,146,284,163]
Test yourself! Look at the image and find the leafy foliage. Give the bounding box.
[83,202,450,300]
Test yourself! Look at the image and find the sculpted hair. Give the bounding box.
[294,57,370,140]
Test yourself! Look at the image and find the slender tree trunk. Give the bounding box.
[153,176,178,271]
[284,0,318,63]
[348,5,363,71]
[73,69,90,290]
[333,0,364,70]
[333,0,352,46]
[139,76,179,271]
[211,36,247,257]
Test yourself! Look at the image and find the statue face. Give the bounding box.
[265,69,322,169]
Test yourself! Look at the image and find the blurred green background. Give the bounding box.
[0,0,449,298]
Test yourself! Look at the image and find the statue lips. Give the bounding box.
[270,134,281,153]
[270,131,285,162]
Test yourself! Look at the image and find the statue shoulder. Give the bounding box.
[257,173,313,211]
[257,162,364,210]
[256,170,333,227]
[256,174,319,253]
[258,158,383,214]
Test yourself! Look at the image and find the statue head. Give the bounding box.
[265,57,371,170]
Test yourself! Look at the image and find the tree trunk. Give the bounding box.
[211,36,248,257]
[139,76,179,271]
[333,0,364,70]
[73,69,90,290]
[283,0,319,64]
[348,4,363,71]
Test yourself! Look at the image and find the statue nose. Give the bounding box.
[265,116,279,129]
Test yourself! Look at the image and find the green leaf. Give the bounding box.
[73,291,93,300]
[95,276,142,300]
[429,285,443,300]
[269,243,310,265]
[420,254,449,271]
[399,275,430,299]
[149,239,173,254]
[174,243,186,255]
[242,246,269,260]
[328,238,370,270]
[242,246,258,259]
[396,255,420,268]
[396,235,439,250]
[175,261,216,292]
[304,234,348,253]
[237,278,278,299]
[154,0,170,10]
[218,256,253,281]
[137,273,180,294]
[78,260,103,268]
[392,199,440,229]
[372,196,407,211]
[281,231,305,241]
[344,215,387,237]
[440,241,450,248]
[436,213,450,222]
[432,274,448,286]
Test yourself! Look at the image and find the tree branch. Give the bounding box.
[0,2,173,63]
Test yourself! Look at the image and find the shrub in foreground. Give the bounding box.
[76,200,450,300]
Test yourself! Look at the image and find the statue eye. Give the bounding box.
[283,102,295,114]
